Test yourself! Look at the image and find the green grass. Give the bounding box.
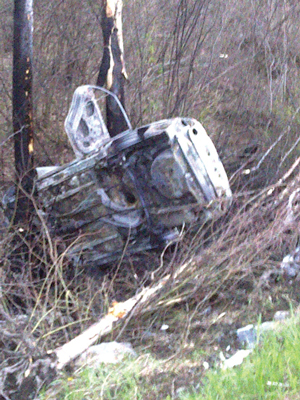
[180,317,300,400]
[40,317,300,400]
[40,354,158,400]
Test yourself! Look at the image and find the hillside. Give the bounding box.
[1,0,300,398]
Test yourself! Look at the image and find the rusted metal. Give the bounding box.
[34,85,232,266]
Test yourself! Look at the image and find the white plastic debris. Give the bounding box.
[267,381,290,388]
[219,351,226,362]
[273,310,290,322]
[221,349,252,370]
[160,324,169,331]
[242,169,251,175]
[203,361,210,370]
[257,321,276,333]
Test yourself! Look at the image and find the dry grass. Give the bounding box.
[1,156,300,398]
[2,161,298,340]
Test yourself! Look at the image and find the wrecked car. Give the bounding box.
[11,86,232,266]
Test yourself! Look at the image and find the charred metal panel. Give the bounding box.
[64,85,131,158]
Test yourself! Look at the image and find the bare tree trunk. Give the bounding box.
[97,0,128,137]
[13,0,35,223]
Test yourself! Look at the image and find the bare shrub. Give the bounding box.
[1,0,300,184]
[122,0,300,187]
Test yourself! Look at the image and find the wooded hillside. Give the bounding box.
[1,1,300,399]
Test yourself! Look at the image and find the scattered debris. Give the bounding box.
[221,349,252,370]
[266,381,290,388]
[213,315,292,370]
[236,321,276,350]
[160,324,169,331]
[273,310,290,321]
[203,361,210,370]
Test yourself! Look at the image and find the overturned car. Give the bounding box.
[29,86,231,266]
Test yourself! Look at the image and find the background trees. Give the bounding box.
[1,0,300,191]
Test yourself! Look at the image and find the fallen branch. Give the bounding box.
[50,255,196,370]
[8,259,192,400]
[52,274,170,369]
[51,258,195,369]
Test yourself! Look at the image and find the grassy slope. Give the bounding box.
[40,316,300,400]
[184,318,300,400]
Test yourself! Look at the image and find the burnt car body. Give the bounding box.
[12,86,232,266]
